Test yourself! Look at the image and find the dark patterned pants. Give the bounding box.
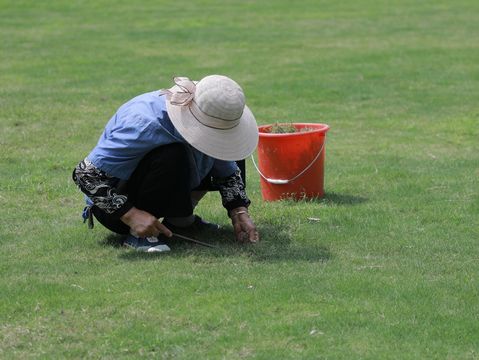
[92,143,194,234]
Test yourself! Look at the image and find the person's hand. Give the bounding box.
[120,207,172,238]
[229,207,259,243]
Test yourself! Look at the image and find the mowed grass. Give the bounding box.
[1,0,478,358]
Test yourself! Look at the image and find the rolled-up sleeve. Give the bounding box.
[214,169,251,211]
[72,159,133,218]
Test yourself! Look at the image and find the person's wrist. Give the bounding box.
[120,206,138,225]
[229,207,249,219]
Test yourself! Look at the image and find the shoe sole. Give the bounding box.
[124,243,171,253]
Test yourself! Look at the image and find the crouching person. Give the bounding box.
[72,75,260,252]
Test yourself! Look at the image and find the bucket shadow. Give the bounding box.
[279,192,368,206]
[278,192,369,205]
[115,223,331,264]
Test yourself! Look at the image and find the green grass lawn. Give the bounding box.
[1,0,478,358]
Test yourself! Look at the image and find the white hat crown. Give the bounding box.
[194,75,246,123]
[163,74,258,161]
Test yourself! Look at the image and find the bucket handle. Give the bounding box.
[251,141,325,185]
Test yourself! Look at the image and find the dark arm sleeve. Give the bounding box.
[72,159,133,218]
[213,169,251,212]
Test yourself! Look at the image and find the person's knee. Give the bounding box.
[191,190,207,208]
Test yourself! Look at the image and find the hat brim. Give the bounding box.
[165,97,259,161]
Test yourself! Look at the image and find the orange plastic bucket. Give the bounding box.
[254,123,330,201]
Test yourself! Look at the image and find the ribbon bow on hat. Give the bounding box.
[161,77,196,106]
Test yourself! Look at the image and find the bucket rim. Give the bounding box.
[258,123,330,137]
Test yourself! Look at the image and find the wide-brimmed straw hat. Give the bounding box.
[161,75,259,161]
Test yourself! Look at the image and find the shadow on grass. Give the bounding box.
[280,192,368,206]
[110,224,331,264]
[97,192,357,263]
[100,233,125,248]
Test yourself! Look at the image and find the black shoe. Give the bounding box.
[163,215,221,234]
[123,234,171,253]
